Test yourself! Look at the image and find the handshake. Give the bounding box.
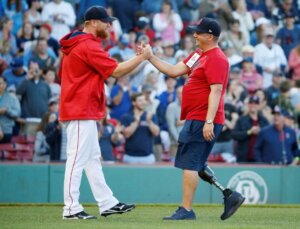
[135,41,153,60]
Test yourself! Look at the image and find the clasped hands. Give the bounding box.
[136,41,153,60]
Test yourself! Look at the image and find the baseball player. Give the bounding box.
[59,6,152,219]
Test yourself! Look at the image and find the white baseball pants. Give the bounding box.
[63,120,118,216]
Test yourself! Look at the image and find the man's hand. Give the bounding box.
[250,126,260,135]
[136,41,153,60]
[203,123,215,141]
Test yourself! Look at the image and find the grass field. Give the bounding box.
[0,204,300,229]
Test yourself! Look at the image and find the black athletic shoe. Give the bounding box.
[101,203,135,217]
[221,191,245,220]
[63,211,97,220]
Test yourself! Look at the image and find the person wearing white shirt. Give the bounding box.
[41,0,76,41]
[254,29,287,88]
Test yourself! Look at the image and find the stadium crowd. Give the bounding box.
[0,0,300,165]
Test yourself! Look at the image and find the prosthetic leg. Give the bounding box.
[198,166,232,197]
[198,165,245,220]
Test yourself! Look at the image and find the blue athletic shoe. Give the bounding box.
[163,206,196,220]
[221,191,245,220]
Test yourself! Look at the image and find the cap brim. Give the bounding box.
[101,16,117,22]
[187,25,206,33]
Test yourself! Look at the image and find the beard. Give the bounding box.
[96,29,109,39]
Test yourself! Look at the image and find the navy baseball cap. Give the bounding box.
[188,17,221,37]
[84,6,116,22]
[272,106,294,118]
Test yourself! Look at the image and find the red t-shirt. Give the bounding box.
[181,47,229,124]
[59,32,118,121]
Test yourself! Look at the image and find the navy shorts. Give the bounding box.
[175,120,223,172]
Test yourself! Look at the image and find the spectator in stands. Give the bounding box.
[232,0,254,45]
[135,16,155,46]
[220,40,243,67]
[166,85,183,143]
[153,0,183,45]
[162,40,177,65]
[0,76,21,143]
[109,0,142,32]
[16,61,51,119]
[199,0,233,30]
[288,43,300,81]
[225,78,247,115]
[241,45,255,59]
[2,0,28,35]
[255,89,273,123]
[141,83,161,162]
[43,67,60,99]
[0,16,17,59]
[45,112,67,161]
[121,93,160,164]
[272,0,299,28]
[41,0,76,41]
[109,33,135,61]
[16,22,34,52]
[29,38,56,71]
[265,71,283,108]
[221,19,248,56]
[48,97,59,116]
[177,0,200,26]
[246,0,271,19]
[157,76,176,158]
[98,117,124,163]
[110,74,137,120]
[231,95,269,162]
[39,23,60,57]
[33,112,51,162]
[211,102,238,163]
[255,106,300,165]
[142,83,160,114]
[276,80,294,114]
[175,34,194,58]
[24,0,42,29]
[3,56,27,88]
[142,0,178,15]
[254,28,287,88]
[250,17,272,46]
[240,57,263,94]
[276,12,300,59]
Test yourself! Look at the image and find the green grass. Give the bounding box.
[0,204,300,229]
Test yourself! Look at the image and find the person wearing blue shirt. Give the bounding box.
[110,75,137,120]
[121,93,160,164]
[276,13,300,58]
[2,56,27,88]
[255,106,300,165]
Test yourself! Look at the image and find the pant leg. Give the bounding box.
[83,121,119,213]
[63,120,89,216]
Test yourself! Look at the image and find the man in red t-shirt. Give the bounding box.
[59,6,152,220]
[147,17,245,220]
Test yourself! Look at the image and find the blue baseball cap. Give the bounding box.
[188,17,221,37]
[84,6,117,22]
[10,57,24,69]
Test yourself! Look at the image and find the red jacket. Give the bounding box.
[59,32,118,121]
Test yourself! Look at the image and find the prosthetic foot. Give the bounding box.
[198,166,245,220]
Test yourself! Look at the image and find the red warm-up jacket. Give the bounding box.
[59,32,118,121]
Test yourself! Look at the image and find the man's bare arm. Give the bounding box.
[149,55,188,78]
